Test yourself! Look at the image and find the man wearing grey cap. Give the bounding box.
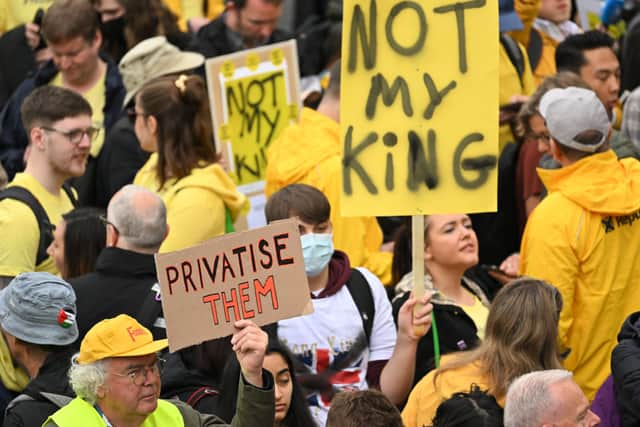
[520,86,640,400]
[1,272,79,426]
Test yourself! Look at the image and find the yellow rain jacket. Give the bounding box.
[265,108,392,285]
[401,357,503,427]
[520,150,640,399]
[134,154,247,252]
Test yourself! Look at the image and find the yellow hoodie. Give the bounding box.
[134,154,248,252]
[402,357,503,427]
[265,108,392,285]
[520,150,640,399]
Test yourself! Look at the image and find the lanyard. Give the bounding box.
[93,404,114,427]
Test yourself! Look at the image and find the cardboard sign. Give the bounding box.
[205,40,302,189]
[340,0,499,216]
[155,219,312,352]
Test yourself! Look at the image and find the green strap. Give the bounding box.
[224,207,235,233]
[432,311,440,368]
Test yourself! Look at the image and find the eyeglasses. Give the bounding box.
[99,215,120,236]
[41,126,100,145]
[527,132,551,144]
[111,358,165,386]
[126,108,147,126]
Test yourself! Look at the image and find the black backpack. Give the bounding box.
[0,183,77,265]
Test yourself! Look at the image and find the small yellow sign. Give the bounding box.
[223,70,290,186]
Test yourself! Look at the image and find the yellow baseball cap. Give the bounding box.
[77,314,168,364]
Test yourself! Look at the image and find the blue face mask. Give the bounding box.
[300,233,334,277]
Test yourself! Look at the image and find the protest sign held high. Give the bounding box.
[206,40,301,190]
[155,219,312,351]
[341,0,499,216]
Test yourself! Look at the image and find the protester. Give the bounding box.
[92,0,190,64]
[519,86,640,399]
[47,207,106,280]
[193,0,289,57]
[266,61,394,286]
[431,386,504,427]
[2,273,78,427]
[265,183,433,426]
[132,74,247,252]
[555,31,627,133]
[70,185,168,341]
[217,339,315,426]
[325,390,403,427]
[498,0,535,151]
[515,71,590,233]
[504,370,600,427]
[516,0,582,83]
[0,86,91,286]
[391,214,497,386]
[94,36,204,208]
[0,0,125,205]
[401,278,563,427]
[44,315,275,426]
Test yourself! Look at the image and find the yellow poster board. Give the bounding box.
[206,40,301,189]
[340,0,499,216]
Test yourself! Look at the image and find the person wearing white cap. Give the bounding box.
[94,36,204,208]
[519,86,640,400]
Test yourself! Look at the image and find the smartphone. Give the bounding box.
[482,264,517,278]
[33,8,48,51]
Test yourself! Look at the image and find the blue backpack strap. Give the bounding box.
[346,269,376,345]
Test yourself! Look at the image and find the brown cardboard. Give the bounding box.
[155,218,312,352]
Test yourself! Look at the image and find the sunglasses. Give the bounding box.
[126,108,148,126]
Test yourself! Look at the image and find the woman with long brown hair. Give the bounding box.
[401,277,563,427]
[133,74,246,252]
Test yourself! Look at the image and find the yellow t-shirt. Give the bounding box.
[0,0,53,33]
[460,295,489,340]
[51,70,106,157]
[0,173,74,277]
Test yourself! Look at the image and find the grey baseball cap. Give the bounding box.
[0,273,78,346]
[539,86,610,153]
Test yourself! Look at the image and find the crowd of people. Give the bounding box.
[1,0,640,426]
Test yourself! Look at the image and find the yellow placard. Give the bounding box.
[224,70,290,186]
[340,0,499,216]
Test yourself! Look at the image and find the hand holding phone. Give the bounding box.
[26,8,47,51]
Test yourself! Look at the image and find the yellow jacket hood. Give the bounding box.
[135,153,248,219]
[538,150,640,215]
[265,107,341,193]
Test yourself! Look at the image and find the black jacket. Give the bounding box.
[392,271,495,387]
[161,352,221,415]
[612,311,640,427]
[193,15,293,59]
[70,247,165,342]
[94,115,150,208]
[4,349,75,427]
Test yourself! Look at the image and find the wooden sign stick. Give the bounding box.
[412,214,426,336]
